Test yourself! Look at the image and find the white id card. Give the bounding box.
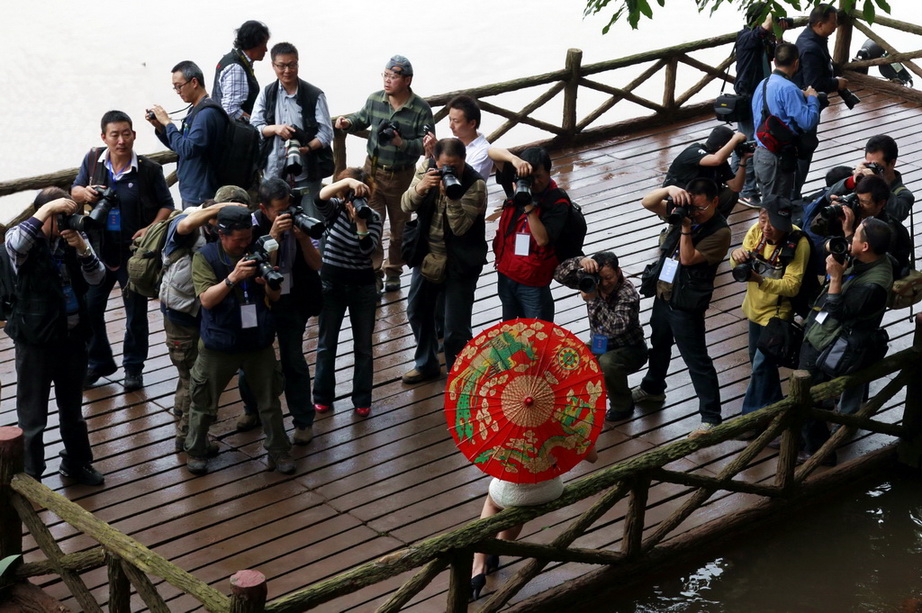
[240,303,258,329]
[281,272,292,296]
[515,233,531,256]
[815,311,829,325]
[659,258,679,283]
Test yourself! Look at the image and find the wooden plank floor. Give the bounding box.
[3,84,922,611]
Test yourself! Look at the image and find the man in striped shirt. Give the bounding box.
[335,55,434,295]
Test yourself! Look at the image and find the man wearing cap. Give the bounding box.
[183,206,294,475]
[729,194,810,425]
[335,55,434,294]
[159,186,250,452]
[662,125,752,216]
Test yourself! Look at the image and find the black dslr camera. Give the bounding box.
[280,192,327,239]
[244,236,284,291]
[839,88,861,110]
[865,162,885,175]
[665,196,691,225]
[435,165,464,200]
[513,175,533,205]
[577,271,600,293]
[818,192,861,224]
[377,121,400,145]
[57,186,117,232]
[735,139,757,158]
[824,236,849,264]
[347,190,374,220]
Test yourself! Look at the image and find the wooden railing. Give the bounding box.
[2,316,921,611]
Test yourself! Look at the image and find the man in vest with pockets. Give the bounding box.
[250,42,334,217]
[212,20,270,122]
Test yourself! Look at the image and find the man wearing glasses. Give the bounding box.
[633,178,732,439]
[148,60,226,208]
[335,55,434,295]
[250,42,334,216]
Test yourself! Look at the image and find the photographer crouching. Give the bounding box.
[554,252,648,421]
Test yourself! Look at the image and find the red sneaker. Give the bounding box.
[354,407,371,417]
[314,403,332,414]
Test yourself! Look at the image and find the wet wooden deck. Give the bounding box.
[3,85,922,611]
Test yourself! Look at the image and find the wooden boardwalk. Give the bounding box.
[3,85,922,611]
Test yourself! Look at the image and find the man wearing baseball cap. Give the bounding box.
[729,194,812,430]
[335,55,434,295]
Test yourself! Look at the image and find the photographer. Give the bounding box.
[234,178,321,443]
[184,206,293,475]
[5,188,106,485]
[250,42,333,216]
[400,138,487,383]
[72,110,175,391]
[554,252,648,421]
[634,179,731,438]
[798,217,893,464]
[335,55,434,295]
[729,195,810,426]
[809,174,911,277]
[312,170,383,416]
[489,145,571,323]
[826,134,915,223]
[662,125,752,216]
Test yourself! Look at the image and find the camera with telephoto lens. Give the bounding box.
[818,192,861,223]
[243,236,284,291]
[839,88,860,110]
[513,174,533,205]
[88,186,118,226]
[279,195,327,239]
[735,139,757,157]
[865,162,885,175]
[435,165,464,200]
[777,16,794,29]
[577,271,600,293]
[665,196,691,225]
[377,121,400,145]
[824,235,849,264]
[284,138,302,176]
[347,190,374,220]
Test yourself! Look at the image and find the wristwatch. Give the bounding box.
[224,277,235,288]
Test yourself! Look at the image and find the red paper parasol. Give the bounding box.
[445,318,606,484]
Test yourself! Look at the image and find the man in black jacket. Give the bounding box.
[5,188,106,485]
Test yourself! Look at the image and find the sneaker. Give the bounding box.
[293,426,314,446]
[60,463,105,486]
[605,405,634,422]
[354,406,371,417]
[83,364,117,389]
[688,422,717,439]
[186,456,209,475]
[124,371,144,392]
[384,275,401,293]
[739,193,762,209]
[402,368,441,385]
[631,386,665,404]
[314,403,332,414]
[176,438,219,456]
[235,412,261,432]
[267,452,296,474]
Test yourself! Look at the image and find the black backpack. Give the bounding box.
[779,229,821,318]
[549,189,587,262]
[190,99,261,190]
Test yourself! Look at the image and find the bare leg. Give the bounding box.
[473,494,522,576]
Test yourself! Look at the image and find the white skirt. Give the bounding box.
[488,477,564,509]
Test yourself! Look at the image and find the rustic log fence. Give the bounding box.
[2,314,921,611]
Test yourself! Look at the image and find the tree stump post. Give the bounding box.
[332,130,348,181]
[833,14,853,67]
[106,553,131,613]
[446,550,473,612]
[777,371,811,489]
[898,314,922,469]
[230,570,267,613]
[0,426,24,560]
[562,48,583,140]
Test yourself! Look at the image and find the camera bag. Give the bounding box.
[757,316,804,369]
[755,78,797,155]
[713,79,749,124]
[816,326,889,378]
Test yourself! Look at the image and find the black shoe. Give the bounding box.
[470,573,486,601]
[124,371,144,392]
[60,463,105,486]
[84,364,117,389]
[486,554,500,575]
[796,450,837,467]
[606,405,634,422]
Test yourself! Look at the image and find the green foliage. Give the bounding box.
[584,0,892,31]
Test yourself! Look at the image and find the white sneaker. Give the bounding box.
[688,422,717,439]
[631,386,665,404]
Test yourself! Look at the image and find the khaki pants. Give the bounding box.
[363,157,415,280]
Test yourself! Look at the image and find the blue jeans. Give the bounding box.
[640,298,722,424]
[407,268,479,373]
[497,273,554,323]
[741,321,783,415]
[85,263,149,374]
[313,281,377,408]
[239,298,315,428]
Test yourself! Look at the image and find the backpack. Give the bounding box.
[551,190,587,262]
[193,99,261,190]
[0,245,17,321]
[779,229,821,318]
[126,210,183,297]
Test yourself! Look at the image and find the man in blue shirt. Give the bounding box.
[72,110,175,391]
[751,43,821,201]
[148,61,226,208]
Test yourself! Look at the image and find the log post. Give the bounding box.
[776,371,811,489]
[230,569,267,613]
[621,474,650,560]
[107,552,131,613]
[833,13,853,67]
[898,314,922,469]
[446,550,473,612]
[663,56,678,111]
[0,427,24,560]
[333,130,347,180]
[562,48,583,140]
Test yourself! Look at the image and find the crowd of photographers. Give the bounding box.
[7,8,917,484]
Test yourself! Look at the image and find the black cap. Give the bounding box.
[761,194,794,233]
[216,207,253,233]
[704,125,735,153]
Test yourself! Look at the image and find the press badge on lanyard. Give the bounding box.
[515,212,531,256]
[659,257,679,283]
[239,282,258,329]
[106,207,121,231]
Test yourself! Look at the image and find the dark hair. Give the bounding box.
[855,174,890,205]
[447,95,482,129]
[860,217,891,255]
[171,60,205,88]
[865,134,898,164]
[593,251,620,271]
[745,2,768,27]
[336,167,375,197]
[774,42,800,68]
[258,177,291,206]
[825,165,853,187]
[809,3,838,27]
[685,177,720,201]
[33,187,69,212]
[234,20,270,50]
[100,110,133,133]
[434,138,466,160]
[520,147,552,173]
[271,42,298,61]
